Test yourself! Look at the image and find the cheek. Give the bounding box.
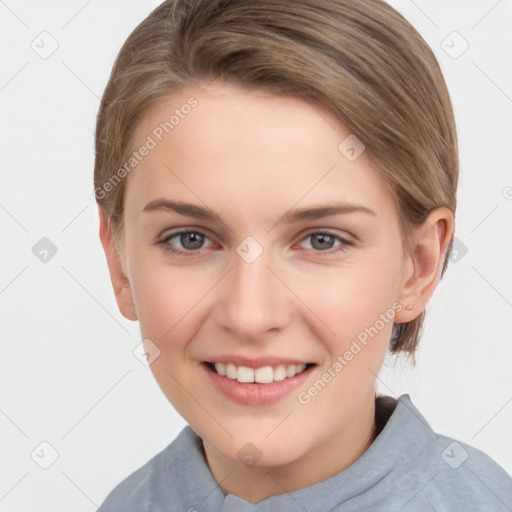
[290,256,401,403]
[129,263,208,416]
[292,269,397,416]
[130,257,213,340]
[293,259,401,345]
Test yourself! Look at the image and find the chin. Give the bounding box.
[205,427,310,468]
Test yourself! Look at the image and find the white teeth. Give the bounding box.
[213,362,309,383]
[226,363,237,379]
[286,365,296,378]
[273,364,287,381]
[254,366,273,384]
[237,366,254,383]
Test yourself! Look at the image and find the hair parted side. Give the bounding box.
[94,0,458,358]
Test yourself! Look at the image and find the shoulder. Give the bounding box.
[97,446,168,511]
[422,433,512,510]
[393,395,512,511]
[97,426,193,512]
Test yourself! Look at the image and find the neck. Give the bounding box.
[202,393,378,504]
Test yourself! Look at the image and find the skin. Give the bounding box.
[98,81,454,503]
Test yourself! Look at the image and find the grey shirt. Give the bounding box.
[98,394,512,511]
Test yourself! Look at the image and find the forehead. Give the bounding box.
[124,82,396,221]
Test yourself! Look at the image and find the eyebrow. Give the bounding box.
[142,198,376,224]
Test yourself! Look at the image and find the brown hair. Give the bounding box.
[94,0,458,357]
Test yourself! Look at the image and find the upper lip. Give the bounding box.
[203,355,315,368]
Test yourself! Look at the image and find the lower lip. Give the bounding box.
[201,362,315,406]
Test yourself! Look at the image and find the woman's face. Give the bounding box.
[117,81,414,474]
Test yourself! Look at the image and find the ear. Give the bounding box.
[98,206,138,321]
[394,206,454,323]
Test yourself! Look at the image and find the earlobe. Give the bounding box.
[394,207,454,324]
[98,206,138,321]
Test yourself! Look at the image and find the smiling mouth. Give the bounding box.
[203,361,316,384]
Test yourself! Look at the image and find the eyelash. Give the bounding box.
[157,229,352,257]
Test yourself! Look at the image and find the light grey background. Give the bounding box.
[1,0,511,510]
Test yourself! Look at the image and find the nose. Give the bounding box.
[216,242,291,342]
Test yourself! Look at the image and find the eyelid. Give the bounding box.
[301,227,353,243]
[158,226,353,243]
[297,229,353,254]
[158,227,216,248]
[157,226,353,257]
